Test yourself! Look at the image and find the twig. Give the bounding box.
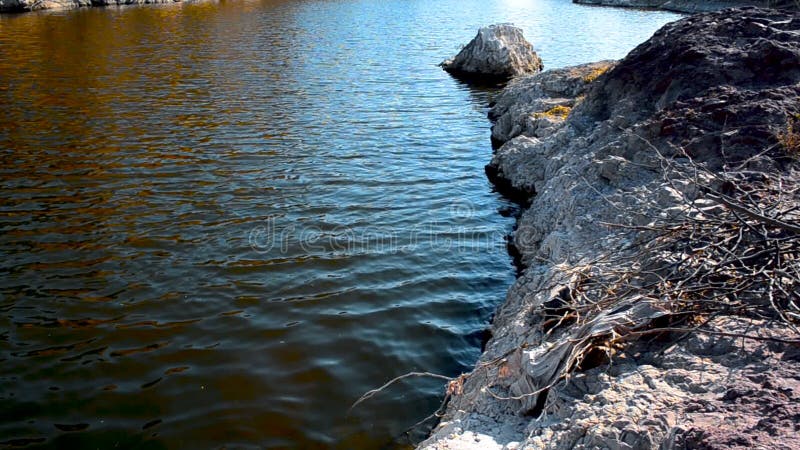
[349,372,453,413]
[707,193,800,234]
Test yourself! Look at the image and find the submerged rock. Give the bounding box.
[422,7,800,450]
[441,24,543,81]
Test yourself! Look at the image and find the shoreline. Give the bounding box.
[420,7,800,449]
[0,0,198,14]
[571,0,787,13]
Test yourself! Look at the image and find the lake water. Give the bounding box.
[0,1,679,448]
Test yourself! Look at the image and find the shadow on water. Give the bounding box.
[446,73,531,280]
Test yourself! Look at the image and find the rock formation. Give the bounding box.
[441,25,543,81]
[488,60,615,147]
[0,0,184,13]
[422,8,800,450]
[572,0,794,14]
[0,0,85,10]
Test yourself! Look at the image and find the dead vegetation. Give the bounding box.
[582,65,610,83]
[599,142,800,333]
[493,142,800,412]
[778,114,800,157]
[533,104,572,120]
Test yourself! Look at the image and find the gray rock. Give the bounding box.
[1,0,187,13]
[92,0,182,7]
[0,0,88,12]
[489,60,615,146]
[572,0,791,14]
[441,24,543,81]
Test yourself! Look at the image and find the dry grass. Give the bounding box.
[583,65,610,83]
[533,105,571,120]
[778,115,800,157]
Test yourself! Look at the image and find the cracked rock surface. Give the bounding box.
[488,60,615,147]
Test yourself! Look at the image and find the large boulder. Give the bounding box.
[441,24,543,81]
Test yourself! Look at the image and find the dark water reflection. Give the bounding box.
[0,1,679,448]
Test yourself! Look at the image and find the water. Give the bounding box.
[0,1,680,448]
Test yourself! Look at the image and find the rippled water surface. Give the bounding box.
[0,1,679,448]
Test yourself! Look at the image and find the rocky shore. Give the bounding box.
[571,0,788,14]
[423,8,800,449]
[0,0,187,13]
